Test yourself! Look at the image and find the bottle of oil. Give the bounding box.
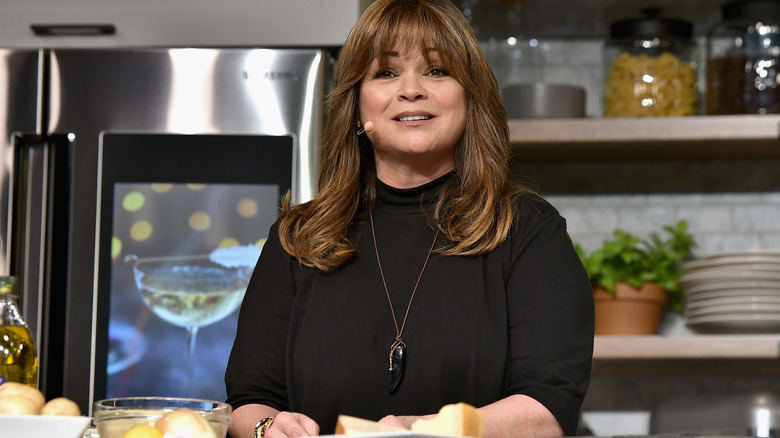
[0,276,38,387]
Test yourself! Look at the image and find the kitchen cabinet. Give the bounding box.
[0,0,372,48]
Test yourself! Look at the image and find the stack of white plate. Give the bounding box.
[679,251,780,334]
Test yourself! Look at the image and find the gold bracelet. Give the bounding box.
[254,416,276,438]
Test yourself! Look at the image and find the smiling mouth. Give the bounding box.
[396,115,432,122]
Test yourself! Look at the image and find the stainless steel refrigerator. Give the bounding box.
[0,47,328,413]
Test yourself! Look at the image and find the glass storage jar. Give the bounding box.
[603,9,697,118]
[706,0,780,115]
[481,37,543,90]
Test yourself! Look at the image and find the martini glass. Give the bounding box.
[125,254,251,395]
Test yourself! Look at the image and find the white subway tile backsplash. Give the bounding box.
[541,65,590,86]
[589,194,649,206]
[559,206,618,234]
[617,206,677,232]
[561,39,603,66]
[760,234,780,249]
[677,206,731,231]
[698,233,765,254]
[733,205,780,232]
[650,194,706,205]
[538,40,564,61]
[712,193,765,204]
[550,193,780,256]
[570,235,609,252]
[763,193,780,203]
[546,195,591,206]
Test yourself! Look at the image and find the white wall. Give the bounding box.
[0,0,372,48]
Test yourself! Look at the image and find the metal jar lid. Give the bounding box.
[722,0,780,22]
[610,8,693,40]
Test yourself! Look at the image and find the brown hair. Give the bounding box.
[278,0,526,271]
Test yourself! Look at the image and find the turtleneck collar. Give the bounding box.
[374,169,456,212]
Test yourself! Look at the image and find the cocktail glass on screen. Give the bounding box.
[124,254,252,395]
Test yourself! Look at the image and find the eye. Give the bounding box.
[427,66,450,78]
[372,69,396,79]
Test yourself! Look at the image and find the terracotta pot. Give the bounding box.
[593,282,668,335]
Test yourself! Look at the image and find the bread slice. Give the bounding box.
[335,414,405,435]
[334,403,484,437]
[411,403,484,438]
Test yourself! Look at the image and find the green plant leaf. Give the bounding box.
[576,220,696,312]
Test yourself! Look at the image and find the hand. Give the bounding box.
[378,413,436,430]
[264,411,320,437]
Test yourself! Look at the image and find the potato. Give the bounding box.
[0,382,45,412]
[155,409,217,438]
[40,396,81,416]
[122,424,164,438]
[0,394,39,415]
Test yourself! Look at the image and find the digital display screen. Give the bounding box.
[107,182,278,400]
[95,133,294,401]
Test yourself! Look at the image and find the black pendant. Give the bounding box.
[388,341,405,394]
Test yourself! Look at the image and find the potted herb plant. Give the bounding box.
[576,221,695,335]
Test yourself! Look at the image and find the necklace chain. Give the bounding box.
[369,210,439,344]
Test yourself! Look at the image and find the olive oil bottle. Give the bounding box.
[0,276,38,387]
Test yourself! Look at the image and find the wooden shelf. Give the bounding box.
[593,335,780,360]
[509,115,780,160]
[512,115,780,363]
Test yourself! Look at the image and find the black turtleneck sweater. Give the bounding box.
[225,173,594,436]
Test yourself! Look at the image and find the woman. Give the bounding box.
[225,1,594,437]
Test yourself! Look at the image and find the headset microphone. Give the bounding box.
[364,121,374,133]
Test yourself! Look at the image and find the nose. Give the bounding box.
[397,74,427,102]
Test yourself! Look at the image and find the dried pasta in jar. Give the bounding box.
[604,51,697,118]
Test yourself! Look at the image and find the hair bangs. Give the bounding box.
[365,2,471,86]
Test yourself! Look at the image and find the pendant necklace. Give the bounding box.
[369,209,439,394]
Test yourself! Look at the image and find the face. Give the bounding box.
[359,46,467,185]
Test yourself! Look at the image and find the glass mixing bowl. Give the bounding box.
[92,396,231,438]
